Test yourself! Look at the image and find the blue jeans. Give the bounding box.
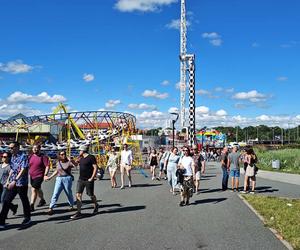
[167,167,177,190]
[49,176,74,209]
[221,166,229,190]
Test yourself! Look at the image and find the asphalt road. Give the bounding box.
[0,162,291,250]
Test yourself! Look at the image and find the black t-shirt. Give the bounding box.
[79,154,97,181]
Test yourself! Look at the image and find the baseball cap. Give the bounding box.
[79,145,88,152]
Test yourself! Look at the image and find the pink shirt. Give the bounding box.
[29,154,49,179]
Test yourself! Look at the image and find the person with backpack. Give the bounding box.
[45,150,76,215]
[29,144,50,211]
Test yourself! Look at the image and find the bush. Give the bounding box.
[254,148,300,174]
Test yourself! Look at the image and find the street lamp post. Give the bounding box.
[170,112,179,148]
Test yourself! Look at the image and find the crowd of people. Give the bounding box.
[0,141,258,230]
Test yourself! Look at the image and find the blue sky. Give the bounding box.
[0,0,299,128]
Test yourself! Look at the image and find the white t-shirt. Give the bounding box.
[179,156,194,176]
[121,150,133,165]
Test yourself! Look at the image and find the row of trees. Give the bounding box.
[142,125,300,143]
[212,125,300,143]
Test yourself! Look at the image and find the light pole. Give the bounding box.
[170,112,179,148]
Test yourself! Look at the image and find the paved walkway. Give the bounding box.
[0,162,294,250]
[255,169,300,186]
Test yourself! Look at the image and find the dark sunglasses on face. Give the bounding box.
[2,156,8,158]
[60,153,66,156]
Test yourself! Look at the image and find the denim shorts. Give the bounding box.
[230,169,240,178]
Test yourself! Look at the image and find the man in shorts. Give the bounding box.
[227,146,241,192]
[71,145,99,219]
[29,144,49,211]
[120,144,133,189]
[191,145,205,194]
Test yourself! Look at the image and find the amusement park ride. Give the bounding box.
[0,103,143,168]
[179,0,197,146]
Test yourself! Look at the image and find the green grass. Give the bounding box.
[255,147,300,174]
[243,195,300,250]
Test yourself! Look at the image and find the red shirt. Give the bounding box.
[29,154,49,179]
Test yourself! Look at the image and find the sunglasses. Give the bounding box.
[2,156,8,158]
[60,153,66,156]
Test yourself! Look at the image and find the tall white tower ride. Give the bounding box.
[180,0,187,127]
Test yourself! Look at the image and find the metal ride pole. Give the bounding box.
[170,112,179,148]
[172,120,175,148]
[187,54,195,147]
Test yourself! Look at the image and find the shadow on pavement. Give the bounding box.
[255,186,279,193]
[191,198,227,205]
[202,174,217,178]
[100,205,146,214]
[132,184,162,188]
[200,188,223,193]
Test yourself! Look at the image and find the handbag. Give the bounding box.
[59,161,74,181]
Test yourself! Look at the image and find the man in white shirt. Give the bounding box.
[120,144,133,189]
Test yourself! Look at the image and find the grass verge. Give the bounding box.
[254,147,300,174]
[243,195,300,250]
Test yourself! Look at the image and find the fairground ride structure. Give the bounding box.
[179,0,196,146]
[0,104,143,167]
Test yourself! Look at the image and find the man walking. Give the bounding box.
[120,144,133,189]
[227,146,241,192]
[29,144,49,211]
[0,142,31,229]
[71,145,99,219]
[220,147,229,191]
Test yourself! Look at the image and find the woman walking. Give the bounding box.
[107,148,120,188]
[178,147,195,206]
[45,151,76,215]
[0,152,18,215]
[165,147,180,195]
[241,148,257,194]
[149,149,158,180]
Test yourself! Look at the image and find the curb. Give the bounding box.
[238,194,294,250]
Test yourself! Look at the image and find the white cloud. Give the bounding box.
[210,39,222,46]
[7,91,66,104]
[225,88,234,93]
[0,60,34,74]
[202,32,223,47]
[0,104,43,118]
[105,99,121,108]
[215,87,223,92]
[161,80,170,86]
[277,76,288,81]
[196,106,209,114]
[216,109,227,116]
[128,103,157,110]
[114,0,177,12]
[232,90,267,103]
[175,82,181,90]
[142,89,169,99]
[166,19,191,30]
[83,73,95,82]
[196,89,210,95]
[202,32,219,39]
[168,107,179,114]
